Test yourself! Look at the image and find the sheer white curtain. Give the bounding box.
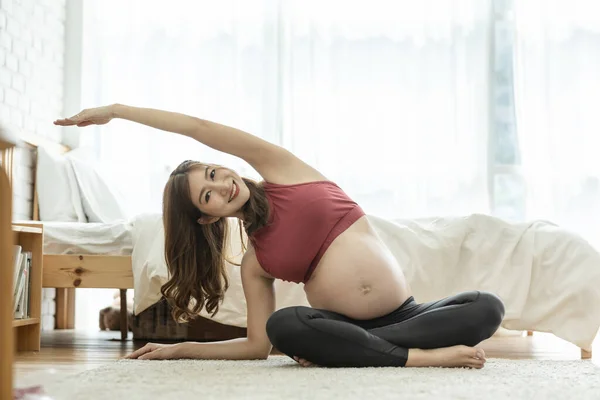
[280,0,493,218]
[80,0,283,215]
[514,0,600,247]
[81,0,494,219]
[76,0,493,329]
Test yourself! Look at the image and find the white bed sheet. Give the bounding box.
[43,220,134,255]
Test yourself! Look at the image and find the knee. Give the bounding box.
[266,307,309,348]
[476,291,505,329]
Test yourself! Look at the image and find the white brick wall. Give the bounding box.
[1,0,67,330]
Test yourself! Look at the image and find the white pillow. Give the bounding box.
[36,147,86,222]
[66,148,128,223]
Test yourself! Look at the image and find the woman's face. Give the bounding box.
[187,164,250,220]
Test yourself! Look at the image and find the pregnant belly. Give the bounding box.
[303,216,412,320]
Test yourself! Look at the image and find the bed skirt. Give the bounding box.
[132,298,247,342]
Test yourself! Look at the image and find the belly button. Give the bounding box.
[360,285,372,295]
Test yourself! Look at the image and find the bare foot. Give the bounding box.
[293,356,318,367]
[405,345,486,369]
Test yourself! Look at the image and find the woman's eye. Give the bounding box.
[205,191,211,203]
[210,169,216,180]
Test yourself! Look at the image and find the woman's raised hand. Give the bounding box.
[54,105,115,127]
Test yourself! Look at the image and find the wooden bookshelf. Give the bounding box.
[12,222,44,352]
[12,225,43,234]
[12,318,41,328]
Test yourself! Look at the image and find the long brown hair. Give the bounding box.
[160,160,270,323]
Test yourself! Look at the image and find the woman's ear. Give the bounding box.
[197,216,220,225]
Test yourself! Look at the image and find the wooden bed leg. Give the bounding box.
[67,289,75,328]
[120,289,128,341]
[581,349,592,359]
[527,330,533,336]
[55,288,76,329]
[55,289,66,329]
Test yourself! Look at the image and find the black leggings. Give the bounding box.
[266,291,505,367]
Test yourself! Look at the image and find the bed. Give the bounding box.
[6,134,599,358]
[10,136,135,340]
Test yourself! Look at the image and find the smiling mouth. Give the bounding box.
[229,181,239,202]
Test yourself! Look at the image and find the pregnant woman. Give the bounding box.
[55,104,504,368]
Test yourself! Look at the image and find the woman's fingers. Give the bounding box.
[53,118,77,126]
[54,119,94,127]
[138,349,159,360]
[123,344,154,359]
[54,110,87,125]
[123,348,144,359]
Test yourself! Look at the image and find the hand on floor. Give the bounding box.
[294,356,317,367]
[123,342,182,360]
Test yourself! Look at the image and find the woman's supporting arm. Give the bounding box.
[126,247,275,361]
[125,336,269,361]
[177,247,275,360]
[178,337,269,360]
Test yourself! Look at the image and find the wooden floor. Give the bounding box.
[13,329,599,385]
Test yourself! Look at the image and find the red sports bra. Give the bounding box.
[249,180,365,283]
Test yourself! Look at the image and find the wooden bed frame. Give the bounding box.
[3,133,594,358]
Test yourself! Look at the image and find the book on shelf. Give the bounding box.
[13,246,32,319]
[12,245,22,291]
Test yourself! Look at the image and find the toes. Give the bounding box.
[462,346,480,358]
[293,356,313,367]
[475,348,486,360]
[468,358,485,369]
[464,346,486,360]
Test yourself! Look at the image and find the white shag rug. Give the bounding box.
[40,357,600,400]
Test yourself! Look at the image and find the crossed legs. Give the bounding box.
[266,291,505,368]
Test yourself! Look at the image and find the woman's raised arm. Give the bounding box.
[55,104,326,184]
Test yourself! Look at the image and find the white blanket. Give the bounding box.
[131,213,600,351]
